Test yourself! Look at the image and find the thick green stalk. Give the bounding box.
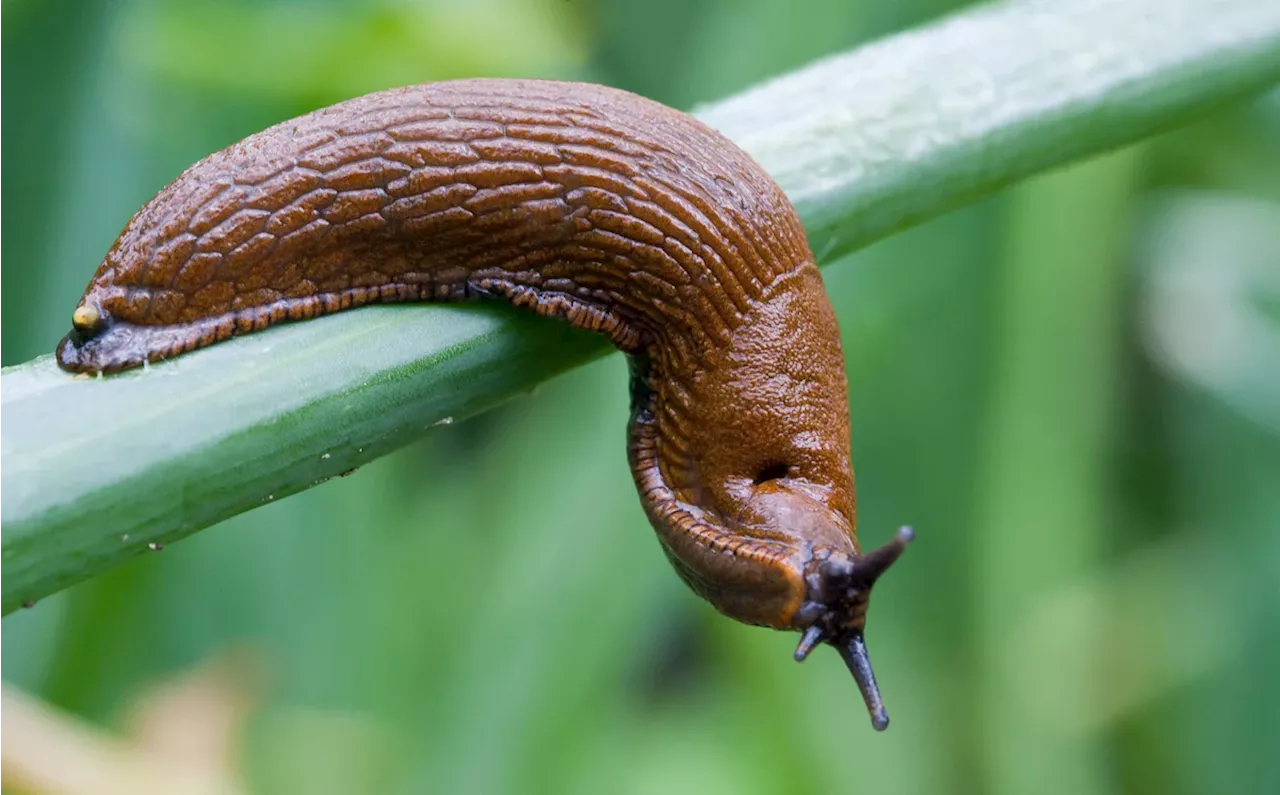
[3,0,1279,614]
[972,148,1140,795]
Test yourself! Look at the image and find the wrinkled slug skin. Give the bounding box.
[58,79,861,633]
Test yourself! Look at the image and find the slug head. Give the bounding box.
[790,525,915,731]
[647,264,914,731]
[730,482,913,731]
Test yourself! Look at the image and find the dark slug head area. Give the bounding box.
[792,526,915,731]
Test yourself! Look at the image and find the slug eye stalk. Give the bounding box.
[793,526,915,731]
[838,632,889,731]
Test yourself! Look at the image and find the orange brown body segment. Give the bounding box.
[57,79,911,730]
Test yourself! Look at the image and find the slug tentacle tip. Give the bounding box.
[794,625,824,662]
[837,631,890,731]
[849,525,915,589]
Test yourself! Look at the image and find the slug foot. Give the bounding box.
[470,277,645,352]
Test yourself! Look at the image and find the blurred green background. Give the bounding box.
[4,0,1279,793]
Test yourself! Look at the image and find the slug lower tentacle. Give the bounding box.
[56,78,911,729]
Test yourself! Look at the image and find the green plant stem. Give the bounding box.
[3,0,1279,614]
[972,147,1140,795]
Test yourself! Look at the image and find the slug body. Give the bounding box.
[57,79,910,729]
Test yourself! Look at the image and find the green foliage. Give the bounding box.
[2,0,1279,793]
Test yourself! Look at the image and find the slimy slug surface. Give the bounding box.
[57,78,911,730]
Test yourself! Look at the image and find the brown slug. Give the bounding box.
[56,78,912,730]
